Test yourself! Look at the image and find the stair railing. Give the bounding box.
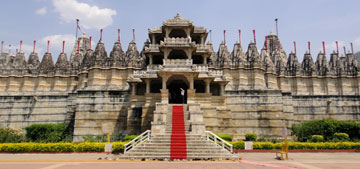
[124,130,151,154]
[205,131,233,153]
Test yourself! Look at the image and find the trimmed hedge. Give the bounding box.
[0,142,126,153]
[216,134,233,142]
[231,141,360,150]
[25,123,72,143]
[292,119,360,142]
[0,141,359,153]
[245,133,257,141]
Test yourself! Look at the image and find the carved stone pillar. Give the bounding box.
[204,79,211,93]
[131,83,137,96]
[220,83,225,96]
[151,34,155,45]
[145,79,150,94]
[149,54,153,65]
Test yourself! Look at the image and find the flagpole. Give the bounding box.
[76,19,79,41]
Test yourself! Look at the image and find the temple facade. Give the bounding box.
[0,14,359,141]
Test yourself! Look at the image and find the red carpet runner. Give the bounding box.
[170,105,187,159]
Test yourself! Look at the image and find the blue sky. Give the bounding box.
[1,0,360,61]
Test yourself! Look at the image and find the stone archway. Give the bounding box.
[167,75,189,104]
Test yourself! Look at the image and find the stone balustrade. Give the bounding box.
[194,65,209,72]
[163,59,192,66]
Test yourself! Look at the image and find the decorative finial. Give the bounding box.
[89,36,92,50]
[308,41,311,53]
[336,41,339,54]
[176,12,180,17]
[322,41,326,56]
[253,30,256,44]
[100,29,103,42]
[77,40,80,55]
[19,40,23,53]
[132,28,135,42]
[118,29,121,43]
[62,40,65,54]
[238,29,241,46]
[47,40,50,53]
[293,41,297,56]
[270,30,274,35]
[223,30,226,44]
[33,40,36,53]
[1,41,3,54]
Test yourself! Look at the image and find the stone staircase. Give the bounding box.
[119,104,238,160]
[120,134,237,160]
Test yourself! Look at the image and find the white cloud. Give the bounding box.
[40,34,76,56]
[35,7,47,16]
[52,0,117,29]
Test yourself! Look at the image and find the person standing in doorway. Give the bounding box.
[180,88,185,104]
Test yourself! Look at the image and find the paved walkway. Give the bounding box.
[0,152,359,169]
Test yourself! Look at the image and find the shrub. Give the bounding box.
[291,119,360,142]
[123,135,138,141]
[0,142,127,153]
[310,135,324,142]
[25,123,71,143]
[0,128,25,143]
[232,141,244,149]
[333,133,349,142]
[245,133,257,141]
[216,134,233,142]
[82,135,107,142]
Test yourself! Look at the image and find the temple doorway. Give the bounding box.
[167,76,188,104]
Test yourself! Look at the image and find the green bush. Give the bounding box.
[123,135,138,141]
[0,142,127,153]
[0,128,25,143]
[229,142,360,150]
[82,135,107,142]
[245,133,257,141]
[216,134,233,142]
[25,123,72,143]
[291,119,360,142]
[232,141,244,149]
[310,135,324,142]
[333,133,349,142]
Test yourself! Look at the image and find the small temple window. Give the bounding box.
[150,80,162,93]
[169,29,187,38]
[168,50,187,59]
[136,83,146,95]
[194,80,205,93]
[153,55,164,64]
[192,35,201,44]
[192,55,203,64]
[210,83,220,96]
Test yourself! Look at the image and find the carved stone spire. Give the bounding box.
[109,41,125,67]
[231,41,245,67]
[93,41,108,67]
[207,41,216,67]
[126,40,141,68]
[245,41,260,68]
[12,51,27,69]
[70,35,90,69]
[328,51,343,76]
[81,48,94,70]
[285,52,301,76]
[55,53,70,74]
[216,41,231,68]
[38,52,55,74]
[27,52,40,74]
[301,51,315,76]
[343,52,358,76]
[315,51,328,76]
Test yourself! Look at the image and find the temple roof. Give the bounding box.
[162,13,193,27]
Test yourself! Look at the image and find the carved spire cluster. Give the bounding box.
[211,33,358,77]
[0,34,146,76]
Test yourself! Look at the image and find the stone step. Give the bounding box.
[116,155,238,161]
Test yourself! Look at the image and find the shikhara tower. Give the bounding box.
[0,14,359,142]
